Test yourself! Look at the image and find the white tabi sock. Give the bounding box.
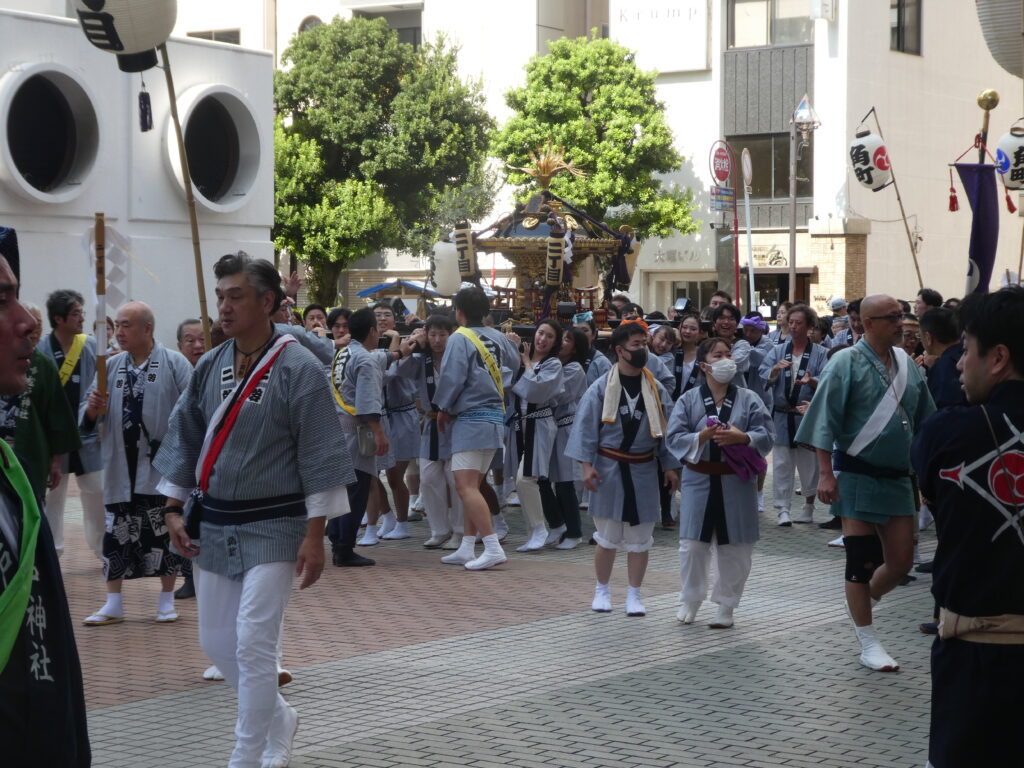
[456,535,476,555]
[100,592,124,617]
[482,533,503,555]
[158,590,175,614]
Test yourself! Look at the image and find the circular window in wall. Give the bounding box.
[0,64,99,203]
[167,84,261,213]
[299,15,323,33]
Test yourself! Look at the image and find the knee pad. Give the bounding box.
[844,534,883,583]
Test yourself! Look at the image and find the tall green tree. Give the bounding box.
[274,17,494,304]
[491,34,697,240]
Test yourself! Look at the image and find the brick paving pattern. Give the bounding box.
[61,478,937,768]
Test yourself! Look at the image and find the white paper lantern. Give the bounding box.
[996,126,1024,190]
[849,131,892,192]
[432,241,461,296]
[74,0,177,72]
[977,0,1023,79]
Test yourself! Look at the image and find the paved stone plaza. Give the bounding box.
[61,482,936,768]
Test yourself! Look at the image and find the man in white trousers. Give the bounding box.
[155,253,354,768]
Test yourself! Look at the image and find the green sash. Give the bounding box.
[0,440,40,673]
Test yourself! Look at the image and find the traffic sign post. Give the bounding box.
[710,140,742,310]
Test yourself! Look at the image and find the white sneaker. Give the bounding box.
[544,525,567,546]
[793,503,815,524]
[708,605,734,629]
[828,536,845,548]
[555,537,581,550]
[202,665,224,681]
[381,521,410,540]
[505,492,521,507]
[409,493,424,513]
[592,585,612,613]
[516,524,548,552]
[625,589,646,617]
[407,511,425,522]
[676,602,700,624]
[377,512,397,538]
[465,549,508,570]
[853,624,898,671]
[261,702,298,768]
[493,513,509,542]
[440,533,461,550]
[777,510,792,527]
[356,527,379,546]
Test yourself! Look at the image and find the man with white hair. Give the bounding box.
[81,301,193,626]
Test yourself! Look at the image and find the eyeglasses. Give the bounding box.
[867,313,903,323]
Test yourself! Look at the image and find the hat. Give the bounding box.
[829,297,848,311]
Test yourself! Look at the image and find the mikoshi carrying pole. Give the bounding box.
[861,107,924,290]
[159,43,212,349]
[94,213,107,420]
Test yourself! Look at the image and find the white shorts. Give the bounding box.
[592,517,656,553]
[451,449,496,474]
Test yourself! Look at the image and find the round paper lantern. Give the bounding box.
[74,0,177,73]
[996,126,1024,190]
[977,0,1023,79]
[849,130,892,192]
[431,241,461,296]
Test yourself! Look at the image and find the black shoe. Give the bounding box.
[915,560,934,573]
[174,576,196,600]
[818,517,842,530]
[898,574,917,586]
[333,548,375,567]
[919,621,939,635]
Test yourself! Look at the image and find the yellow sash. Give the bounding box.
[58,333,87,387]
[455,327,504,407]
[330,347,356,415]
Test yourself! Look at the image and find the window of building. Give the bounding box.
[728,0,812,49]
[299,16,323,33]
[726,133,813,199]
[187,29,241,45]
[890,0,921,55]
[355,9,422,50]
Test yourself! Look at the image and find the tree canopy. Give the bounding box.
[274,17,494,304]
[491,35,697,240]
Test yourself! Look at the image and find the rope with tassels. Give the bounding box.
[949,135,1018,214]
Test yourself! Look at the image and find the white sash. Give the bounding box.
[847,347,909,457]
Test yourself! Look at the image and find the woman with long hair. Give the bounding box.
[507,320,564,552]
[667,336,774,628]
[541,327,589,550]
[768,301,793,344]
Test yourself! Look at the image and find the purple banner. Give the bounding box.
[955,163,999,295]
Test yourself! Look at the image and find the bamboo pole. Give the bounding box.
[865,108,924,290]
[159,43,212,349]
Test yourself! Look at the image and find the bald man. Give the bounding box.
[81,302,194,625]
[796,295,935,671]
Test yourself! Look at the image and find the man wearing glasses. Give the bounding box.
[796,294,935,672]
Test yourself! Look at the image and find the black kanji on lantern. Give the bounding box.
[76,10,125,51]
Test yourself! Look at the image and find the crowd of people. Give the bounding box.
[1,250,1020,768]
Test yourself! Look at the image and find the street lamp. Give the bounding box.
[788,93,820,302]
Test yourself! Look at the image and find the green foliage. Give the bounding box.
[274,17,495,304]
[492,34,697,240]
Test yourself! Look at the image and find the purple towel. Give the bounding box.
[707,416,767,482]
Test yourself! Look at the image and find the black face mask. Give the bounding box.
[620,346,648,369]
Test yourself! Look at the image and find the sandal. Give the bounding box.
[155,609,179,623]
[83,613,124,626]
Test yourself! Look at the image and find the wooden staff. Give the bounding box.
[94,212,107,418]
[159,43,212,349]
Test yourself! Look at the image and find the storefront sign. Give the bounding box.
[609,0,710,73]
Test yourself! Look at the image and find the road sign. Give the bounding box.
[741,148,753,186]
[712,146,732,183]
[711,185,735,211]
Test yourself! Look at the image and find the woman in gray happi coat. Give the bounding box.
[667,336,774,630]
[507,319,564,553]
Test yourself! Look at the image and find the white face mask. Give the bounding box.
[708,358,738,383]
